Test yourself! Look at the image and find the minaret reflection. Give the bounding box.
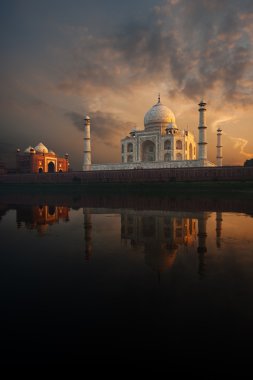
[197,213,209,277]
[83,209,92,261]
[0,204,9,224]
[121,211,198,276]
[16,205,69,235]
[216,212,223,249]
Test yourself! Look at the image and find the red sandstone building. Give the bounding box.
[16,142,69,173]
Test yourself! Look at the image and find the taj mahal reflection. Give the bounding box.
[121,211,200,274]
[120,210,222,276]
[6,203,224,275]
[82,208,223,276]
[83,210,92,261]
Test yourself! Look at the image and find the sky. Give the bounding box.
[1,0,253,169]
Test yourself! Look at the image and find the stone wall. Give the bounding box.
[0,165,253,184]
[91,159,215,171]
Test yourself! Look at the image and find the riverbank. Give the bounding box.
[1,181,253,213]
[1,166,253,186]
[1,179,253,193]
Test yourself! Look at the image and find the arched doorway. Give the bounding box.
[127,143,133,152]
[38,168,43,173]
[48,162,55,173]
[164,153,171,161]
[164,140,171,150]
[142,140,156,162]
[176,140,182,150]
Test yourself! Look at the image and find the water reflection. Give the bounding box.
[0,203,226,275]
[121,210,224,277]
[83,209,92,261]
[16,205,70,235]
[1,194,253,360]
[81,207,227,279]
[121,211,199,273]
[216,211,223,249]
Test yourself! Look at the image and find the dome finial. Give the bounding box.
[158,93,161,103]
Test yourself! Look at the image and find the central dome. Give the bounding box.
[144,99,176,129]
[35,142,48,154]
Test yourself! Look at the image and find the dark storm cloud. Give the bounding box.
[58,0,253,104]
[65,111,136,147]
[0,141,17,167]
[114,0,253,102]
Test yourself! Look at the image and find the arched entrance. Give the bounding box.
[164,153,171,161]
[127,143,133,153]
[164,140,171,150]
[176,140,182,149]
[38,168,43,173]
[48,162,55,173]
[141,140,156,162]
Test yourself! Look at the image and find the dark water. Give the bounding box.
[1,192,253,363]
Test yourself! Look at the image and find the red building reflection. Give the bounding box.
[16,205,69,235]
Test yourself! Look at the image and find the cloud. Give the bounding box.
[211,116,237,133]
[2,0,253,167]
[211,115,253,159]
[65,110,136,148]
[0,141,17,166]
[56,0,253,106]
[229,136,253,159]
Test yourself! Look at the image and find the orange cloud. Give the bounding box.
[230,137,253,159]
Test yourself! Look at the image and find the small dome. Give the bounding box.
[166,121,178,132]
[48,150,56,155]
[24,146,34,153]
[35,142,48,154]
[84,115,90,120]
[144,99,176,129]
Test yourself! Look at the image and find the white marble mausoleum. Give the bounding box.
[82,96,222,171]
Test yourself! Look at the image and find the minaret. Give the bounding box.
[216,128,223,167]
[198,100,207,161]
[16,148,21,173]
[83,115,91,171]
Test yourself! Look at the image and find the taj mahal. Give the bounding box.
[82,97,223,171]
[121,95,197,164]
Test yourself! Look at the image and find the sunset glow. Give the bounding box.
[1,0,253,169]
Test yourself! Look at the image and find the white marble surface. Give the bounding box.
[90,159,216,171]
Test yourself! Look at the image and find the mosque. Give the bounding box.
[16,142,69,173]
[82,97,223,170]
